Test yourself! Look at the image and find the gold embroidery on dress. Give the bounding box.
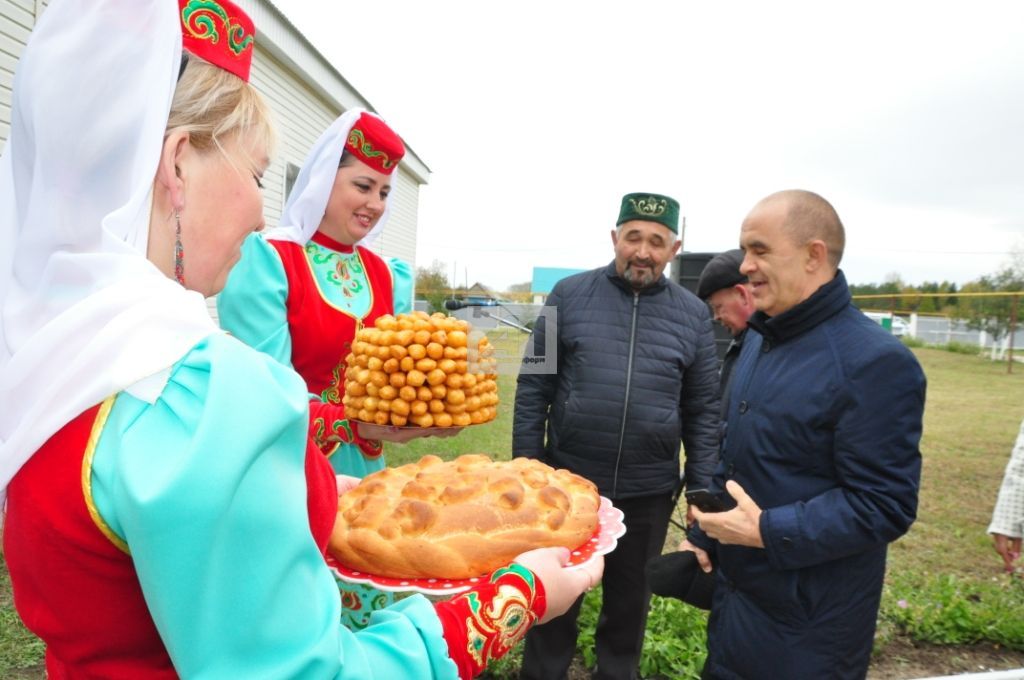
[302,243,376,319]
[464,583,533,665]
[628,196,668,217]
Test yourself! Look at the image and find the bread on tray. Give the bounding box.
[329,454,600,579]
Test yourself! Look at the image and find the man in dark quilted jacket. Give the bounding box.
[514,192,721,680]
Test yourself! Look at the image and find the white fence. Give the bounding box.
[903,313,1023,356]
[446,305,1024,358]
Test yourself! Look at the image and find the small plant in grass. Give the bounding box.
[481,587,709,678]
[577,588,707,678]
[636,596,708,679]
[941,341,981,355]
[0,599,44,675]
[479,641,522,678]
[901,335,926,348]
[880,572,1024,650]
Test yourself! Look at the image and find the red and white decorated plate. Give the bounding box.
[328,496,626,596]
[352,422,465,441]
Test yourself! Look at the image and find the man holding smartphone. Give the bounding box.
[683,190,926,680]
[645,249,756,604]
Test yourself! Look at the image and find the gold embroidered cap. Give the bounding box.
[179,0,255,82]
[616,192,680,233]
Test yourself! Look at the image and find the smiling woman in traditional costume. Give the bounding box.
[0,1,599,677]
[215,80,424,634]
[217,108,415,481]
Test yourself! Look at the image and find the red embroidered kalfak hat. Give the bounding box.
[345,113,406,175]
[179,0,255,82]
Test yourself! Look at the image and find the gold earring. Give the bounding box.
[174,209,185,286]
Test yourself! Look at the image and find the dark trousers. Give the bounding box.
[519,492,674,680]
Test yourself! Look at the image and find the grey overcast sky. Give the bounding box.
[283,0,1024,291]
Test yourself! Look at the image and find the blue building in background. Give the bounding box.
[531,267,586,302]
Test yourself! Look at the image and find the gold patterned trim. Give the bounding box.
[628,196,668,217]
[303,243,376,320]
[81,396,131,555]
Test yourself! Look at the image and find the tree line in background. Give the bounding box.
[417,253,1024,341]
[851,252,1023,342]
[413,260,534,313]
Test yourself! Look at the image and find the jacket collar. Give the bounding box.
[603,261,668,295]
[748,270,850,344]
[726,327,748,355]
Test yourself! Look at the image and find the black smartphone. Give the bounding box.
[685,488,728,513]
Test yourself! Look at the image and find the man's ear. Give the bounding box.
[806,239,828,273]
[736,283,755,307]
[154,130,190,212]
[610,228,619,247]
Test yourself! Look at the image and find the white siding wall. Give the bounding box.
[250,46,336,228]
[250,44,419,267]
[379,170,419,266]
[0,0,37,143]
[2,0,425,268]
[236,0,425,266]
[2,0,427,329]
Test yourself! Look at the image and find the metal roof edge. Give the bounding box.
[241,0,431,184]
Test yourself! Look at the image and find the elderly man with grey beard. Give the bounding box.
[513,192,721,680]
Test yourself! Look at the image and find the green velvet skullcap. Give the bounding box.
[616,192,680,233]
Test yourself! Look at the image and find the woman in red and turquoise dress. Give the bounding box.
[218,108,414,481]
[217,103,424,630]
[0,2,601,678]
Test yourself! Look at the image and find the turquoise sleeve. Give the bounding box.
[388,257,414,315]
[90,334,458,680]
[217,233,294,368]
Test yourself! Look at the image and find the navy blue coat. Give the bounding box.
[691,272,926,679]
[513,262,720,499]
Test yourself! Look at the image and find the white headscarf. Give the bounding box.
[0,0,218,504]
[264,109,396,249]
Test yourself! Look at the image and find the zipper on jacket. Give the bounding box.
[612,291,640,496]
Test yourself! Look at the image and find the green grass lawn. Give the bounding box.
[889,349,1024,578]
[2,341,1023,677]
[873,350,1024,659]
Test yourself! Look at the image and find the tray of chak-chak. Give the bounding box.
[343,312,500,433]
[326,455,626,595]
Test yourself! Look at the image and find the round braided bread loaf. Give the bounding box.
[329,454,600,579]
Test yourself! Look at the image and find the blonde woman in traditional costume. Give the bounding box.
[0,1,600,677]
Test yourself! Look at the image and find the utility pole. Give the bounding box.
[1009,293,1019,374]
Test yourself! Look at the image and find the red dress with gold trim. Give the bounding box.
[269,231,394,405]
[4,392,542,679]
[270,232,394,465]
[3,398,337,678]
[219,230,412,473]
